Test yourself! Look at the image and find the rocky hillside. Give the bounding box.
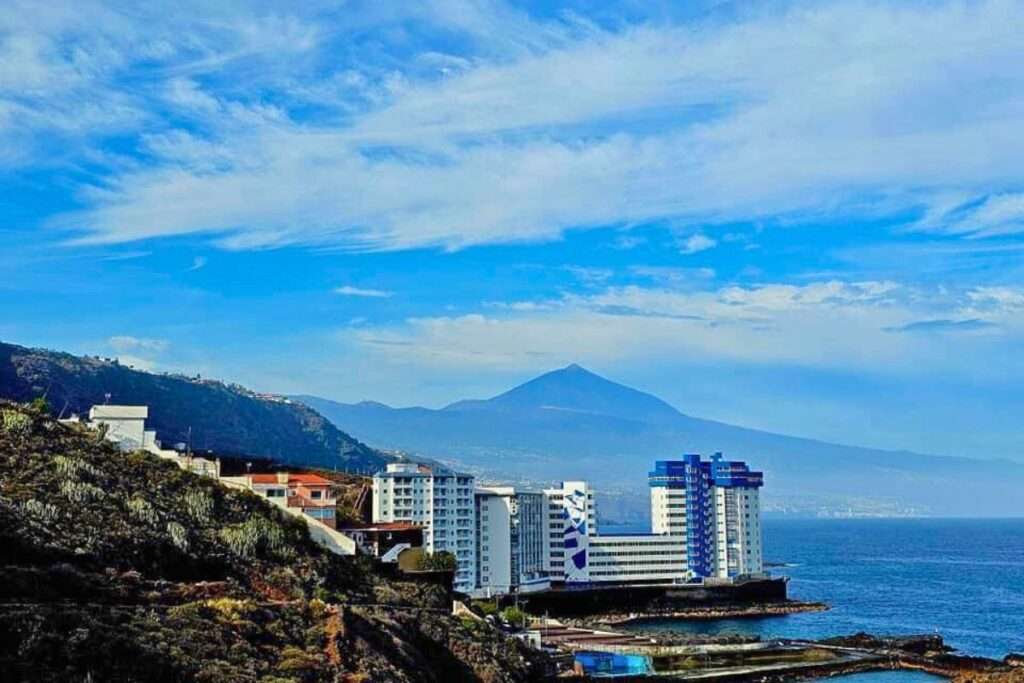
[0,402,547,682]
[0,340,389,473]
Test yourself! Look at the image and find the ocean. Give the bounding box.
[616,518,1024,680]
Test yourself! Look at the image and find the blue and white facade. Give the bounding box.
[650,453,764,579]
[542,481,597,583]
[374,452,763,595]
[543,479,690,587]
[544,453,763,586]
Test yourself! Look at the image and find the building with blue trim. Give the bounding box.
[373,452,764,595]
[650,453,764,579]
[539,453,763,587]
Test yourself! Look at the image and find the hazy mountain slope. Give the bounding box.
[0,340,389,473]
[298,366,1024,517]
[0,402,545,682]
[446,363,681,423]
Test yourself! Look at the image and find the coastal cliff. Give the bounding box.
[0,402,548,682]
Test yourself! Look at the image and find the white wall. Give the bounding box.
[588,535,689,583]
[373,467,477,592]
[475,491,512,595]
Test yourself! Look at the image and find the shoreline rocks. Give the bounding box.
[589,600,829,626]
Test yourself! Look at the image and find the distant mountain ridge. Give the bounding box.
[297,364,1024,518]
[0,340,390,473]
[443,364,682,423]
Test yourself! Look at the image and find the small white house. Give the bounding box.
[85,404,219,479]
[89,405,150,450]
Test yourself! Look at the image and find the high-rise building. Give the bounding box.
[372,463,477,592]
[538,454,763,587]
[374,453,763,596]
[542,481,597,583]
[474,487,549,596]
[649,453,763,579]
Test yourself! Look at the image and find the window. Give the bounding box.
[310,490,323,499]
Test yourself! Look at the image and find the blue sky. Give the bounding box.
[3,0,1024,460]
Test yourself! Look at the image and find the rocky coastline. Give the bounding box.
[586,599,829,627]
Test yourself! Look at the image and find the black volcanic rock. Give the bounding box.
[0,403,545,682]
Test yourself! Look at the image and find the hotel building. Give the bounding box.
[475,487,549,596]
[542,479,691,586]
[372,453,762,595]
[649,454,764,578]
[372,462,477,592]
[520,454,762,589]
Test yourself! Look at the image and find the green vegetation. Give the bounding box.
[472,600,500,617]
[0,402,547,682]
[0,407,31,436]
[415,550,458,572]
[500,607,528,629]
[28,396,50,415]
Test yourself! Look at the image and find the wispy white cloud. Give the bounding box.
[187,255,207,271]
[564,266,614,285]
[99,250,151,261]
[113,354,159,372]
[919,193,1024,238]
[630,266,716,285]
[334,285,393,298]
[107,335,170,353]
[6,0,1019,253]
[678,233,717,255]
[885,318,997,334]
[341,279,1024,379]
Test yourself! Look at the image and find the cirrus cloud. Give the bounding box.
[7,0,1018,253]
[341,279,1024,381]
[334,285,394,298]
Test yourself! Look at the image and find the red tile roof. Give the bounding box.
[249,473,333,486]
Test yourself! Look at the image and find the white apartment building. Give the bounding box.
[374,454,763,596]
[588,535,690,584]
[542,481,597,584]
[541,480,692,586]
[372,463,477,592]
[711,482,763,577]
[475,487,549,597]
[537,455,763,588]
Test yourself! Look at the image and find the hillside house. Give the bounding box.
[237,473,338,528]
[75,404,220,479]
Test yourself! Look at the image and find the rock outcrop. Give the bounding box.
[0,402,548,682]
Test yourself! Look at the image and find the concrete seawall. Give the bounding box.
[514,577,793,618]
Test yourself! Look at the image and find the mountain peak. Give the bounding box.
[445,364,683,423]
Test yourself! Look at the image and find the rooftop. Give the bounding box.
[249,473,334,486]
[89,405,149,419]
[343,522,422,532]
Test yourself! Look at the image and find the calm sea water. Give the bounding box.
[620,518,1024,662]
